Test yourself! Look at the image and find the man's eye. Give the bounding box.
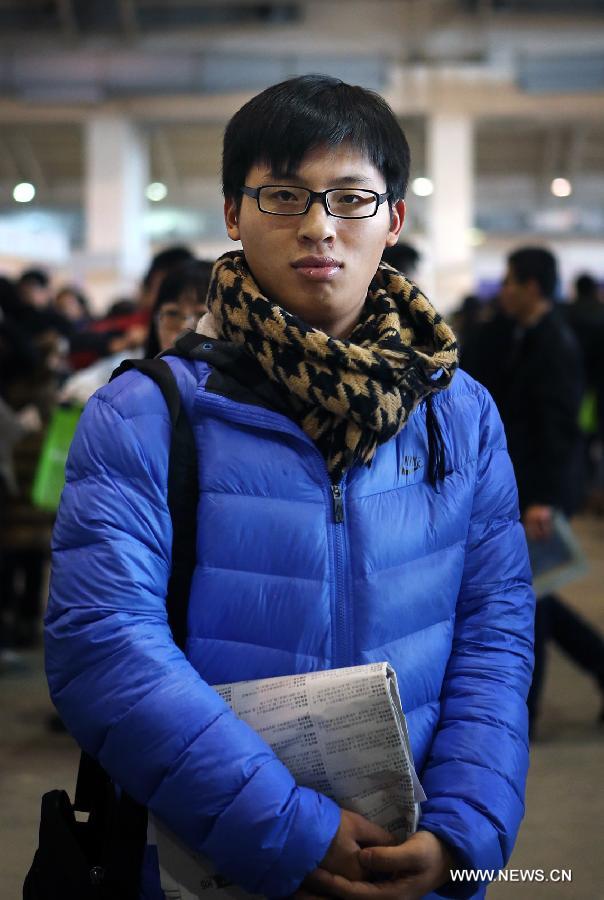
[270,190,299,202]
[340,193,364,204]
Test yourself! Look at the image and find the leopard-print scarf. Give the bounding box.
[201,250,458,482]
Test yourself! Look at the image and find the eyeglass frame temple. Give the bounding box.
[240,185,389,218]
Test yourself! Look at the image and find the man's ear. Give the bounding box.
[224,197,240,242]
[385,199,405,248]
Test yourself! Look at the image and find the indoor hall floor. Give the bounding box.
[1,515,603,899]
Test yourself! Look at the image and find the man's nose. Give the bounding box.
[297,199,337,244]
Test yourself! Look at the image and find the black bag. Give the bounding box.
[24,356,198,899]
[23,754,148,900]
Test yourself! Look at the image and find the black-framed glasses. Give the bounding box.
[156,307,205,326]
[241,185,389,219]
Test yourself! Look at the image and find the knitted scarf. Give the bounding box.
[200,250,458,483]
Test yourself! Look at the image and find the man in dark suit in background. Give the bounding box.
[464,246,604,735]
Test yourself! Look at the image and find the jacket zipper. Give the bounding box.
[330,481,350,667]
[196,389,353,667]
[331,484,344,523]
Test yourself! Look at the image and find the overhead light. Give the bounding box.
[551,177,572,198]
[13,182,36,203]
[411,177,433,197]
[146,182,168,202]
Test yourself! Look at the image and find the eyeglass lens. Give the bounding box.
[258,186,378,217]
[159,308,204,324]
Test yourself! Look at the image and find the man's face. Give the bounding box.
[499,265,533,321]
[20,280,51,310]
[224,144,405,338]
[156,289,208,353]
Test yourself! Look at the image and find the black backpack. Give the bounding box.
[24,356,198,900]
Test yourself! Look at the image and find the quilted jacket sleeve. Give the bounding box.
[45,372,340,897]
[418,385,534,897]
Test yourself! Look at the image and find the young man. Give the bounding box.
[46,76,534,899]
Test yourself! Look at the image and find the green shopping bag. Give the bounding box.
[31,405,82,511]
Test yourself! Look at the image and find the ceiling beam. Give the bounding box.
[0,69,602,123]
[141,0,300,5]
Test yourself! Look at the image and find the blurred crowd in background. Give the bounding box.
[0,246,212,667]
[1,242,604,728]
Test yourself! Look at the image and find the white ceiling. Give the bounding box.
[0,0,602,238]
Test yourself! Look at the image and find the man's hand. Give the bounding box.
[523,504,553,541]
[295,809,395,897]
[299,830,456,900]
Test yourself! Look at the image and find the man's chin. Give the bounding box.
[275,284,337,314]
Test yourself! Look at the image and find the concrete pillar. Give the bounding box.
[83,116,149,308]
[427,113,474,313]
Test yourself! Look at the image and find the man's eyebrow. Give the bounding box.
[331,174,374,186]
[265,171,374,186]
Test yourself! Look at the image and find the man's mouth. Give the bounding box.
[291,256,343,281]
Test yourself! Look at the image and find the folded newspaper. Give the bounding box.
[152,661,425,900]
[527,510,589,599]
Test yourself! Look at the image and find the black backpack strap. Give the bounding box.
[109,356,198,649]
[61,356,199,892]
[110,357,182,427]
[74,750,111,812]
[28,358,199,900]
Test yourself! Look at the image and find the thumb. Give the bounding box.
[359,843,422,874]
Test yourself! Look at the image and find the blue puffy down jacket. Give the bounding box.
[45,351,534,899]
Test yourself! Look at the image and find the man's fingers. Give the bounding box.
[351,813,395,848]
[310,869,384,898]
[358,844,423,874]
[309,869,417,900]
[304,869,337,894]
[299,871,338,899]
[293,889,329,900]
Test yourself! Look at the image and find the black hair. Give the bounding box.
[18,267,49,288]
[0,276,21,318]
[55,285,90,317]
[145,260,213,358]
[155,260,213,311]
[381,242,420,275]
[574,273,598,301]
[222,75,410,205]
[143,245,194,288]
[508,247,558,300]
